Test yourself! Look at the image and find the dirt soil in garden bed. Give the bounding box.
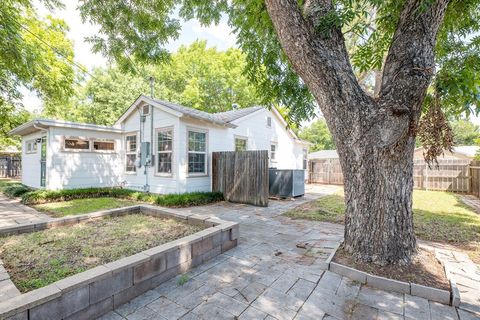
[0,214,205,293]
[333,246,451,291]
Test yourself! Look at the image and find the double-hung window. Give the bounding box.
[188,130,207,175]
[234,137,247,151]
[125,134,137,173]
[26,140,37,154]
[270,143,277,162]
[157,128,173,175]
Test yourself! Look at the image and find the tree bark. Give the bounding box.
[265,0,449,264]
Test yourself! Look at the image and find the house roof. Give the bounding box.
[308,149,338,159]
[9,119,123,136]
[215,106,264,123]
[415,146,480,159]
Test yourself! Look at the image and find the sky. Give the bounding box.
[23,1,237,112]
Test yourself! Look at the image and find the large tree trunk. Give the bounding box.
[265,0,449,264]
[340,140,417,264]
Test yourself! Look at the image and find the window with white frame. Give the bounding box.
[125,134,137,173]
[157,128,173,174]
[270,143,277,162]
[188,130,207,174]
[303,148,308,170]
[26,140,37,154]
[93,139,115,151]
[234,137,247,151]
[64,137,90,150]
[267,116,272,127]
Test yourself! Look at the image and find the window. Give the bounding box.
[267,116,272,127]
[125,134,137,173]
[157,129,173,174]
[270,143,277,162]
[303,148,308,170]
[93,139,115,151]
[188,130,207,174]
[234,137,247,151]
[26,140,37,154]
[64,137,89,150]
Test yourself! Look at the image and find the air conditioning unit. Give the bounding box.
[141,105,151,116]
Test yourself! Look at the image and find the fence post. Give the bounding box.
[424,162,428,191]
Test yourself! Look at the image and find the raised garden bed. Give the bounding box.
[326,244,460,306]
[0,205,239,320]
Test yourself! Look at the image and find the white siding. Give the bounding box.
[120,102,182,193]
[225,109,305,169]
[21,132,45,189]
[47,127,122,190]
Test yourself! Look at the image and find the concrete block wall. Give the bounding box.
[0,206,238,320]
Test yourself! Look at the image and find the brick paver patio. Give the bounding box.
[0,185,478,319]
[0,193,50,228]
[97,185,480,320]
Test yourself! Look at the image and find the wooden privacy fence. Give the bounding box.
[212,150,269,207]
[0,154,21,178]
[309,158,480,194]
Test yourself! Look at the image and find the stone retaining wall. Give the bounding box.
[0,205,239,320]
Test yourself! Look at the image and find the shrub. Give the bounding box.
[154,192,224,207]
[3,185,32,198]
[21,187,224,208]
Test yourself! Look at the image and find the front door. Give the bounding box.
[40,136,47,187]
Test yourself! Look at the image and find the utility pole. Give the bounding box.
[149,76,155,98]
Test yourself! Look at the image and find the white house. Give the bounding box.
[10,95,308,193]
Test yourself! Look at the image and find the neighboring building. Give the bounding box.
[308,149,338,160]
[10,95,308,193]
[414,146,480,160]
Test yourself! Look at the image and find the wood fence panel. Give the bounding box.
[0,155,21,178]
[212,150,268,207]
[309,157,476,194]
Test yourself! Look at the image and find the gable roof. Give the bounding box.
[215,106,264,123]
[9,118,122,136]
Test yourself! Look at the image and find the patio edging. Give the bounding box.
[327,245,458,306]
[0,205,239,320]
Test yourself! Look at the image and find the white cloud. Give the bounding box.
[191,19,236,48]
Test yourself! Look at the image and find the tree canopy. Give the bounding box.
[45,41,263,125]
[78,0,480,126]
[0,0,75,148]
[299,119,335,152]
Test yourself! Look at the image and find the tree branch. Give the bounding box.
[377,0,450,146]
[264,0,371,141]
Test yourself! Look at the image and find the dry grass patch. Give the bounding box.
[0,214,204,293]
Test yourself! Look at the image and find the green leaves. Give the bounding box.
[299,119,335,152]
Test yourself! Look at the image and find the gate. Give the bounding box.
[212,150,269,207]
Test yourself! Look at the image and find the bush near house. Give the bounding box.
[21,187,224,208]
[0,179,32,198]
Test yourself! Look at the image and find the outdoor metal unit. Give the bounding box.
[269,169,305,198]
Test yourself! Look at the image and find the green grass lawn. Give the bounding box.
[284,188,480,262]
[0,214,204,292]
[33,197,139,217]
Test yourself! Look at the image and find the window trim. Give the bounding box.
[234,135,248,152]
[124,132,138,174]
[25,139,38,154]
[270,142,278,163]
[155,126,174,177]
[302,148,308,170]
[186,127,208,177]
[62,136,91,152]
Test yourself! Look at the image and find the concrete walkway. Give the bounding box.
[99,186,479,320]
[0,194,50,228]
